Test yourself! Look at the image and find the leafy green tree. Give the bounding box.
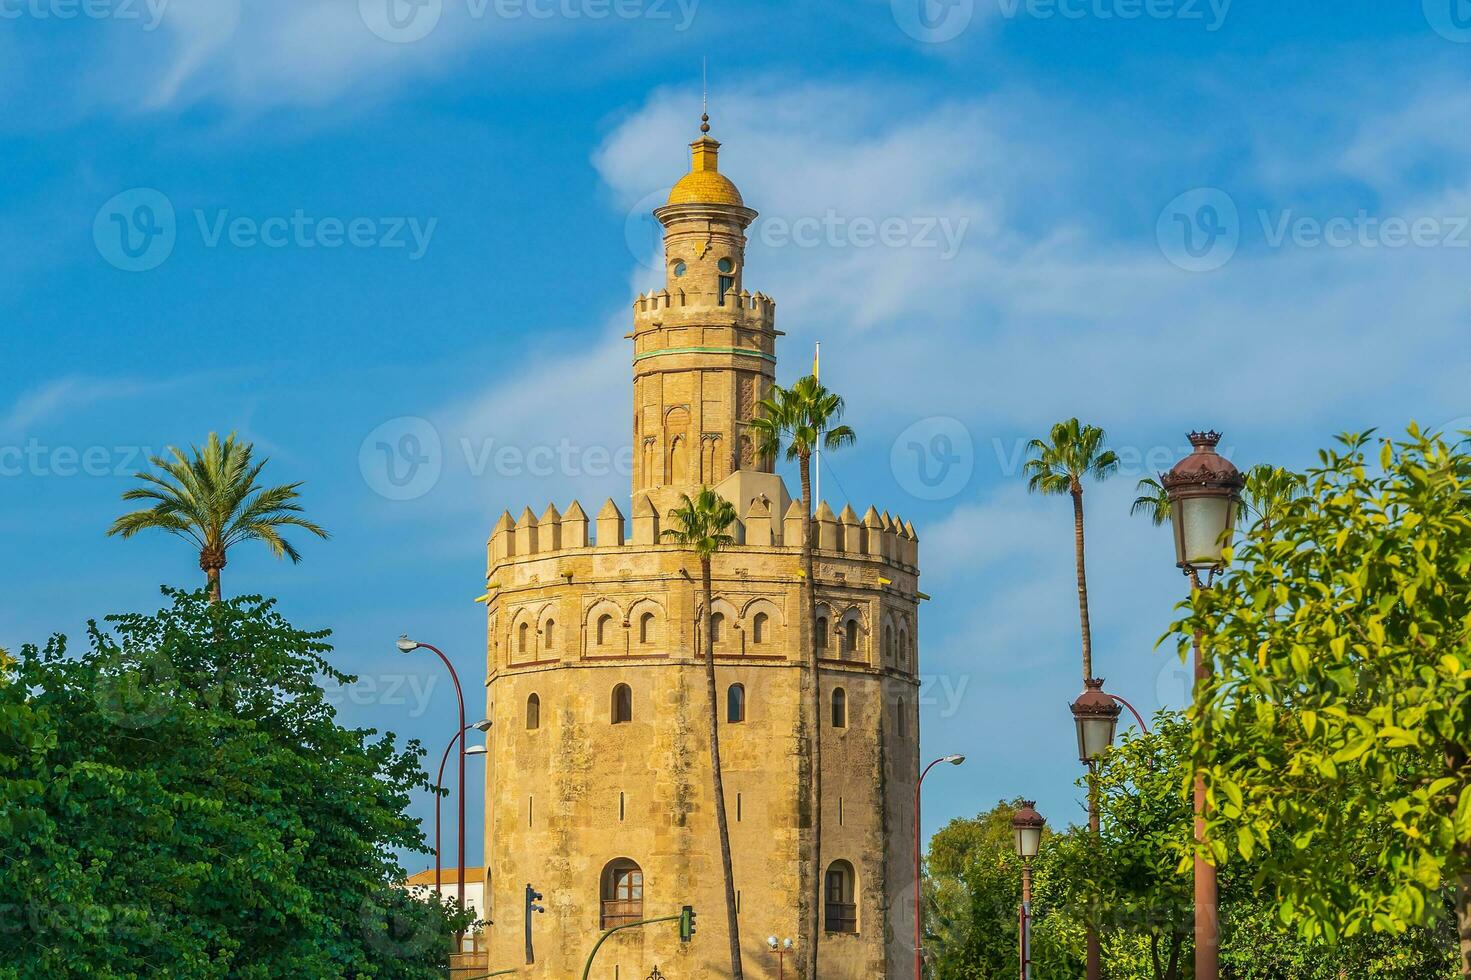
[0,589,468,979]
[1174,426,1471,976]
[925,800,1084,980]
[663,488,744,979]
[1024,419,1120,682]
[925,717,1458,980]
[1049,715,1195,980]
[748,375,855,980]
[108,432,329,601]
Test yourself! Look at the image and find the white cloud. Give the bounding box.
[592,77,1471,439]
[0,377,159,436]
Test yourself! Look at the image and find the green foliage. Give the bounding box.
[925,799,1084,980]
[1176,426,1471,952]
[926,712,1459,978]
[1049,716,1195,980]
[0,589,467,979]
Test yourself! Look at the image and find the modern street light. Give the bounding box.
[432,719,492,913]
[915,754,966,980]
[1161,430,1245,980]
[1011,801,1046,980]
[399,635,472,920]
[766,936,794,979]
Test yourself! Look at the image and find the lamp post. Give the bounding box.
[915,754,965,980]
[1069,677,1120,980]
[1011,801,1045,980]
[1160,431,1244,980]
[433,720,492,904]
[398,635,472,918]
[766,936,794,980]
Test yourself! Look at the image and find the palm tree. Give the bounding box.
[108,432,329,601]
[1242,463,1305,538]
[748,375,855,980]
[1131,476,1171,526]
[1023,419,1119,683]
[662,488,744,980]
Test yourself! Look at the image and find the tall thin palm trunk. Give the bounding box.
[1071,486,1094,682]
[799,454,822,980]
[702,555,744,980]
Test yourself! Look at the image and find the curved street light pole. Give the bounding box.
[914,754,966,980]
[1107,692,1150,735]
[434,722,491,905]
[399,637,468,916]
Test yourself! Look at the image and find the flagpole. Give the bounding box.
[813,342,821,506]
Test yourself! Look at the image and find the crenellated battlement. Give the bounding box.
[487,493,918,573]
[631,287,776,329]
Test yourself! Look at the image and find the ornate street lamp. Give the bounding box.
[1011,801,1046,980]
[1162,431,1245,576]
[1160,431,1245,980]
[1070,678,1123,765]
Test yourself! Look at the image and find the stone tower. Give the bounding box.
[479,118,922,979]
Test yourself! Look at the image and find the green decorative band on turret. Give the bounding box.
[633,346,776,363]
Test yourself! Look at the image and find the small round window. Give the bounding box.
[672,260,687,277]
[717,258,734,273]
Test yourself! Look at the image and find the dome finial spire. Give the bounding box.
[700,57,711,134]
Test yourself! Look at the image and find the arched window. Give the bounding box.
[597,614,614,646]
[844,620,859,657]
[831,688,847,729]
[884,624,894,662]
[639,612,656,645]
[824,861,858,933]
[612,684,633,724]
[896,696,907,737]
[544,620,555,650]
[526,693,541,730]
[600,859,644,929]
[710,612,725,645]
[752,612,768,645]
[518,622,529,654]
[900,629,911,667]
[815,616,829,650]
[727,684,746,723]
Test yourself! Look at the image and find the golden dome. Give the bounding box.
[666,134,744,207]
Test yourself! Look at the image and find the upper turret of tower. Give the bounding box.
[667,117,745,207]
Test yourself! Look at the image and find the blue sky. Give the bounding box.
[5,0,1471,871]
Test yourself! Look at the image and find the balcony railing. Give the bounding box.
[825,902,857,934]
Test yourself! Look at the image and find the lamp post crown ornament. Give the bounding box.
[1012,800,1045,830]
[1161,430,1245,492]
[1071,677,1122,719]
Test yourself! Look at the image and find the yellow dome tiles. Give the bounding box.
[666,135,744,206]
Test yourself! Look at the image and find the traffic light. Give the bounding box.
[524,884,545,964]
[679,905,696,943]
